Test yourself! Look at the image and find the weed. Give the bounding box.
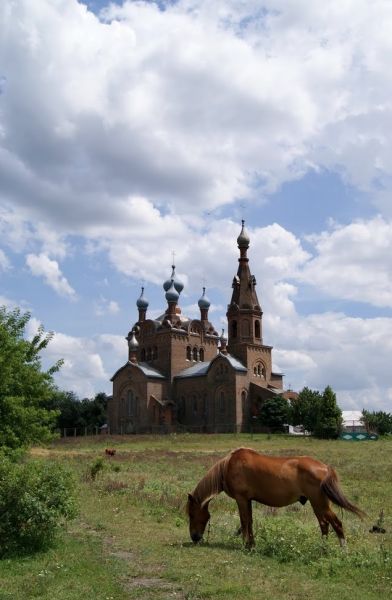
[88,457,105,481]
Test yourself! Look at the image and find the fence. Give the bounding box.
[59,421,271,437]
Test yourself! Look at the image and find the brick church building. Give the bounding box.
[108,221,284,433]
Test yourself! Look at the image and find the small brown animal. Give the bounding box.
[105,448,116,457]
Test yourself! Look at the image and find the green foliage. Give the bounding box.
[362,410,392,435]
[0,456,77,557]
[259,396,289,432]
[289,386,322,433]
[0,307,61,450]
[289,386,342,438]
[313,386,342,439]
[46,390,108,431]
[89,457,105,481]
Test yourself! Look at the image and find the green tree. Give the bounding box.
[259,396,289,432]
[313,385,342,439]
[0,307,61,451]
[362,410,392,435]
[80,392,108,429]
[46,390,108,432]
[289,386,322,433]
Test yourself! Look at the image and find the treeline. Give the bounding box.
[362,410,392,435]
[258,385,343,438]
[45,390,109,432]
[259,388,392,437]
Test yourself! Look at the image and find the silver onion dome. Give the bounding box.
[127,330,139,350]
[237,219,250,248]
[163,265,184,294]
[198,287,210,310]
[136,286,149,310]
[165,279,180,303]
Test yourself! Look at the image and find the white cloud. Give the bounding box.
[1,0,392,240]
[26,253,76,299]
[0,248,10,271]
[300,216,392,307]
[42,330,109,397]
[269,310,392,411]
[94,296,120,316]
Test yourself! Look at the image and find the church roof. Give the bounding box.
[175,353,247,379]
[175,361,211,378]
[111,361,166,381]
[223,354,248,371]
[138,362,166,378]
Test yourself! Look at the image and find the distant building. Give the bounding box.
[108,222,285,433]
[341,410,365,433]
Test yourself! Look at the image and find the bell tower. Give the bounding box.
[226,221,263,362]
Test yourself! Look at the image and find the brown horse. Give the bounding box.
[186,447,365,549]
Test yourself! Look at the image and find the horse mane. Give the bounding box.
[192,452,232,507]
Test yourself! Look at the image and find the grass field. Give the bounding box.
[0,434,391,599]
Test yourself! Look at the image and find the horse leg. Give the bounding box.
[310,498,330,543]
[236,498,254,549]
[326,510,346,548]
[312,500,346,548]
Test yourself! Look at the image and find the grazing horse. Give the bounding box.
[186,447,365,549]
[105,448,116,457]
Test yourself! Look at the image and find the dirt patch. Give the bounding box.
[123,577,185,598]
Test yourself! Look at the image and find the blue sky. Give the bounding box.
[1,0,392,411]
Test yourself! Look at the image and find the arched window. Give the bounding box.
[152,346,158,360]
[193,347,198,361]
[254,367,257,376]
[141,348,146,362]
[231,320,237,338]
[186,346,191,360]
[199,348,204,361]
[146,347,152,361]
[255,320,261,338]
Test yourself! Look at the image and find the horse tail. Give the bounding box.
[321,467,367,519]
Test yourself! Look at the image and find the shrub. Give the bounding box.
[0,456,77,557]
[89,457,105,481]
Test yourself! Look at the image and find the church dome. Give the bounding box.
[198,287,210,310]
[165,279,180,303]
[136,287,149,310]
[237,220,250,248]
[163,265,184,294]
[127,330,139,350]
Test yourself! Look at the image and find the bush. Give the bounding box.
[0,456,77,557]
[89,457,105,481]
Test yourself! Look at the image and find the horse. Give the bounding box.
[186,447,366,549]
[105,448,116,457]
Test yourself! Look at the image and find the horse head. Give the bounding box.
[186,493,210,543]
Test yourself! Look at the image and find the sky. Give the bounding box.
[1,0,392,411]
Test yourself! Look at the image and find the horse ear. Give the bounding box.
[188,493,194,503]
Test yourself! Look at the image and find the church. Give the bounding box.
[108,221,285,433]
